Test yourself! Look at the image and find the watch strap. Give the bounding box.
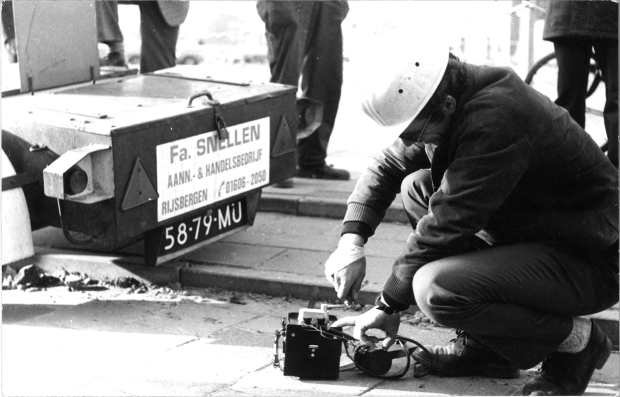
[375,294,398,315]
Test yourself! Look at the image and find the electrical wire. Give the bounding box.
[273,321,433,379]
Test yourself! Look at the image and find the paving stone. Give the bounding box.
[227,364,382,396]
[2,303,57,324]
[374,221,411,242]
[2,325,195,395]
[298,196,348,219]
[257,193,299,215]
[210,389,254,397]
[91,341,273,396]
[364,374,523,396]
[261,249,327,277]
[228,231,338,252]
[363,256,397,292]
[184,241,285,268]
[8,298,256,337]
[364,238,407,259]
[248,212,343,237]
[210,314,284,347]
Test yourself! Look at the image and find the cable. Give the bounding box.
[273,322,433,379]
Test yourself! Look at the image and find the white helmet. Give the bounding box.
[360,33,450,129]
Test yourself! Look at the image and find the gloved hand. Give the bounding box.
[331,307,400,350]
[325,234,366,301]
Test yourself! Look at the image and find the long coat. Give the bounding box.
[543,0,618,41]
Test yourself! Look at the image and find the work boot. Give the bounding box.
[297,164,350,180]
[522,320,612,396]
[100,51,127,67]
[411,330,520,379]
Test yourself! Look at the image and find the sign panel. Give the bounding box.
[156,117,270,221]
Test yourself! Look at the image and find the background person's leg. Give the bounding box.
[96,1,122,44]
[1,1,16,62]
[553,38,591,128]
[96,1,125,67]
[137,2,178,73]
[297,1,348,170]
[593,38,619,168]
[413,242,619,369]
[256,0,308,87]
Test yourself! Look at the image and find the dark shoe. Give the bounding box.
[100,51,127,67]
[296,164,350,180]
[412,330,520,379]
[522,320,612,396]
[274,178,294,188]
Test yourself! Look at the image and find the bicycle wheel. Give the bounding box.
[524,53,559,100]
[525,52,601,99]
[524,53,556,86]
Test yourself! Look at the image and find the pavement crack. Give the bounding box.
[165,337,201,352]
[359,379,389,395]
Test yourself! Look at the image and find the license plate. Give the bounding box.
[154,197,247,256]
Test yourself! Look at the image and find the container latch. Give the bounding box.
[187,91,229,140]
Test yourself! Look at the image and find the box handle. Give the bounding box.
[186,91,229,140]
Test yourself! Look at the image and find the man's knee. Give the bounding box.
[401,169,433,219]
[413,261,461,326]
[413,264,439,314]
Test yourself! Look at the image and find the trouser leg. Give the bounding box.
[401,169,619,369]
[256,0,308,87]
[553,39,591,128]
[96,1,123,44]
[2,1,14,42]
[593,39,619,168]
[137,2,178,73]
[297,1,348,168]
[413,243,618,369]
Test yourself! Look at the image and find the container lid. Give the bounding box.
[13,1,99,93]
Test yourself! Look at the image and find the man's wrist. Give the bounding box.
[340,233,365,247]
[374,294,399,315]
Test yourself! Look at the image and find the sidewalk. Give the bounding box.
[3,275,619,396]
[16,206,619,396]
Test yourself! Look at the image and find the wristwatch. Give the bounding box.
[374,294,398,315]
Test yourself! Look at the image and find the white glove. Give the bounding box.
[324,240,365,283]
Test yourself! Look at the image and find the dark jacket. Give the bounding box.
[543,0,618,41]
[344,63,619,306]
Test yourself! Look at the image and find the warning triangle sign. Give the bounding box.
[121,158,159,211]
[271,115,297,158]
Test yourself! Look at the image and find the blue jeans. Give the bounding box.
[403,170,619,369]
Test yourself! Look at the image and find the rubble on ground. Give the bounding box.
[2,265,438,328]
[401,311,442,328]
[12,264,41,289]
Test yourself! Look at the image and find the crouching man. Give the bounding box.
[327,34,618,396]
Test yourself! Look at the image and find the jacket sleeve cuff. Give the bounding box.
[341,221,373,243]
[343,203,384,232]
[382,273,416,307]
[379,291,410,312]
